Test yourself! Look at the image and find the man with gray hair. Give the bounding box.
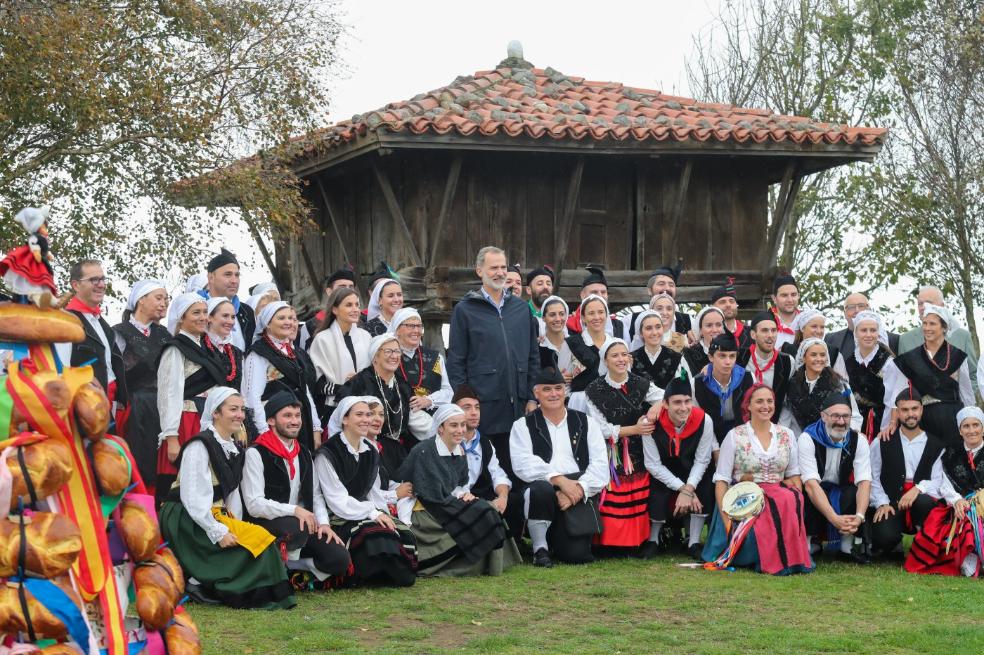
[825,292,900,358]
[447,246,540,485]
[897,286,977,393]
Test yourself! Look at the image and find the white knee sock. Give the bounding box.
[649,520,664,543]
[960,553,979,577]
[840,534,854,554]
[688,514,707,546]
[528,520,551,552]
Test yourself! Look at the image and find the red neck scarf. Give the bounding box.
[657,406,707,457]
[731,320,745,339]
[255,430,301,479]
[750,345,779,383]
[66,297,101,316]
[770,307,795,335]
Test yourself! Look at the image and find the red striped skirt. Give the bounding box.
[156,410,201,477]
[595,471,651,548]
[904,504,979,577]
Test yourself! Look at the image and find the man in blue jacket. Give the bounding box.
[447,246,540,485]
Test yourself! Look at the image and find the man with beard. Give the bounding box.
[868,387,944,559]
[447,246,540,486]
[710,276,749,351]
[798,392,872,563]
[770,275,801,351]
[525,264,555,319]
[738,311,794,420]
[626,263,693,345]
[505,264,524,299]
[241,391,352,587]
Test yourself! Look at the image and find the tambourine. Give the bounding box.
[721,481,765,521]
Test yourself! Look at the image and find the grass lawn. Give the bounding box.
[191,554,982,654]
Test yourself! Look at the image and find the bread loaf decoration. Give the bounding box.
[133,548,185,631]
[118,499,161,563]
[0,577,83,641]
[5,434,74,510]
[0,303,84,344]
[91,439,131,497]
[164,611,202,655]
[74,381,110,441]
[0,512,82,578]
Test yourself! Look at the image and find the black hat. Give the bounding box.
[895,384,923,406]
[525,264,555,286]
[708,333,739,354]
[821,391,850,411]
[581,265,608,289]
[710,276,738,304]
[452,384,480,404]
[326,264,357,287]
[773,274,797,295]
[507,263,522,276]
[534,366,566,386]
[750,310,777,330]
[207,248,239,273]
[664,376,692,399]
[650,263,682,284]
[264,390,302,418]
[368,261,398,287]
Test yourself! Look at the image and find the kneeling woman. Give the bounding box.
[314,396,418,587]
[905,407,984,578]
[160,388,296,609]
[702,384,814,575]
[398,405,521,577]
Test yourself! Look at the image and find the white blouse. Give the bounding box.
[177,431,242,544]
[584,373,663,440]
[714,422,801,485]
[156,331,206,443]
[242,339,322,435]
[313,436,391,524]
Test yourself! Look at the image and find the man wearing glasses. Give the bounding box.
[825,292,901,359]
[798,392,873,564]
[56,259,128,410]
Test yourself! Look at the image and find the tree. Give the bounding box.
[0,0,342,289]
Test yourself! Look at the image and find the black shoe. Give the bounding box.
[638,541,661,560]
[837,550,872,565]
[533,547,553,568]
[687,543,704,561]
[186,581,221,605]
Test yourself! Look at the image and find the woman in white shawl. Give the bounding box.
[309,287,371,419]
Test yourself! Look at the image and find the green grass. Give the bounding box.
[190,555,983,654]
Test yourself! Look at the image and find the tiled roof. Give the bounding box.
[291,62,886,159]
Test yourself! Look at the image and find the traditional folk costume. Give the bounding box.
[702,421,814,575]
[868,388,944,555]
[56,295,128,409]
[780,309,850,382]
[398,405,520,577]
[566,294,615,411]
[778,338,862,435]
[538,296,585,397]
[197,249,256,350]
[159,389,296,609]
[0,207,57,302]
[365,278,401,337]
[510,382,610,564]
[693,335,754,445]
[113,279,171,487]
[389,308,452,408]
[308,315,372,417]
[843,312,901,438]
[243,301,322,452]
[564,268,627,339]
[641,376,716,550]
[629,310,682,389]
[905,407,984,577]
[314,397,418,587]
[738,345,793,421]
[156,293,231,504]
[710,277,752,351]
[240,391,352,587]
[584,339,663,549]
[890,305,974,450]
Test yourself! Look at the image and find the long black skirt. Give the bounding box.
[331,516,417,587]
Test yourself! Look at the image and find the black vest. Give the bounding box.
[68,310,128,403]
[167,431,243,503]
[585,373,650,469]
[694,371,753,443]
[467,434,498,500]
[398,347,443,397]
[894,345,967,404]
[204,338,244,391]
[525,409,590,472]
[365,317,388,337]
[811,430,859,487]
[650,413,708,484]
[786,368,845,429]
[318,435,380,502]
[250,338,319,450]
[566,336,601,393]
[879,430,944,504]
[941,447,984,498]
[738,348,793,419]
[243,441,314,519]
[682,344,709,377]
[237,302,256,349]
[844,347,891,413]
[167,334,230,399]
[114,321,170,394]
[630,346,681,389]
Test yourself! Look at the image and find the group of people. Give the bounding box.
[23,242,984,610]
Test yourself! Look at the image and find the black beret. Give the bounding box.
[664,376,692,399]
[773,274,797,294]
[368,261,397,287]
[581,266,608,289]
[708,333,739,354]
[525,264,555,286]
[750,310,777,330]
[207,248,239,273]
[534,366,566,386]
[326,265,356,287]
[710,276,738,304]
[821,391,850,411]
[651,263,682,284]
[452,384,480,404]
[264,390,302,418]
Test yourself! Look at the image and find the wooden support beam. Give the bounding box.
[372,160,424,267]
[763,162,800,270]
[298,240,321,293]
[634,162,645,269]
[243,216,286,290]
[314,176,353,269]
[427,155,463,267]
[766,173,803,270]
[666,159,694,258]
[553,156,585,282]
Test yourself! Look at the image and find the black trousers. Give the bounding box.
[485,432,519,487]
[254,515,352,577]
[922,402,961,450]
[804,483,858,539]
[526,477,594,564]
[648,474,714,523]
[867,493,939,553]
[476,488,526,540]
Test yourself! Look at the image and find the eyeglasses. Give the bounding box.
[845,303,869,312]
[80,276,108,285]
[380,347,402,356]
[400,323,424,331]
[824,412,852,421]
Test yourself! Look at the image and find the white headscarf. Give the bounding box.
[368,334,399,363]
[387,307,421,334]
[367,279,401,322]
[922,304,956,336]
[956,406,984,428]
[166,292,207,335]
[251,282,278,297]
[207,296,232,316]
[126,279,166,312]
[326,395,376,438]
[541,295,569,318]
[579,293,613,340]
[794,337,830,369]
[200,387,240,433]
[597,337,630,376]
[852,310,889,346]
[631,310,662,350]
[13,207,49,233]
[255,301,291,342]
[429,403,465,437]
[695,306,725,339]
[183,273,208,294]
[791,308,825,333]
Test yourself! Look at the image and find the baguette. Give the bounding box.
[0,302,84,344]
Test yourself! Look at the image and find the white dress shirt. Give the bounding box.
[939,444,984,505]
[313,436,391,524]
[509,410,610,497]
[462,431,512,491]
[584,373,664,440]
[55,312,115,384]
[242,339,322,435]
[240,443,330,522]
[868,431,943,508]
[796,431,872,485]
[641,414,716,490]
[177,431,242,543]
[156,332,205,442]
